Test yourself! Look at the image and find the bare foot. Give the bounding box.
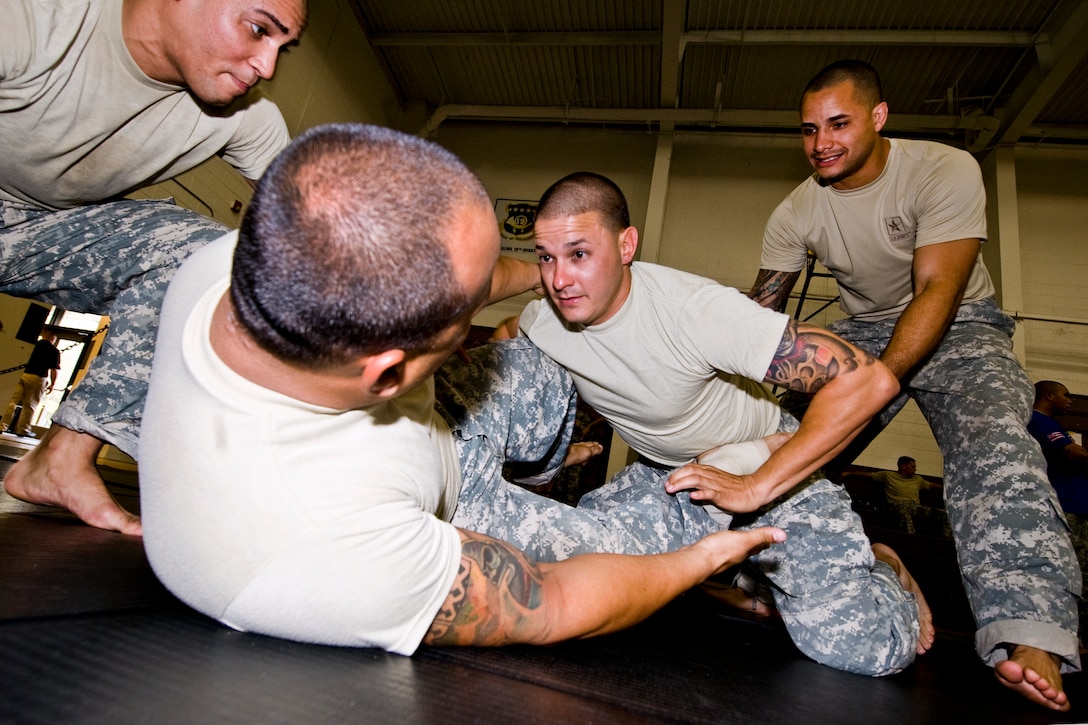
[995,646,1069,712]
[3,425,142,536]
[564,441,604,468]
[871,542,934,655]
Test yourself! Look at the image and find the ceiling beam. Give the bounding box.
[418,104,1000,137]
[659,0,685,111]
[371,29,1035,49]
[985,0,1088,148]
[370,31,660,47]
[681,29,1035,47]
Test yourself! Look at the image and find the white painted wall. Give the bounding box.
[0,297,46,401]
[1016,146,1088,395]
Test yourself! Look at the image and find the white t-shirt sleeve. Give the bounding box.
[681,284,790,382]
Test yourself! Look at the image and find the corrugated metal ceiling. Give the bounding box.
[348,0,1088,149]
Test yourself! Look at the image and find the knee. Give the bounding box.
[776,580,920,676]
[784,612,918,676]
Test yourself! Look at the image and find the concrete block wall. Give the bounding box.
[1017,147,1088,396]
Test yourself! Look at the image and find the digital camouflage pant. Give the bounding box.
[0,199,225,457]
[438,337,920,676]
[828,297,1082,672]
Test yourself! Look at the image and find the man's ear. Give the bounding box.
[360,349,408,399]
[872,101,889,133]
[619,226,639,265]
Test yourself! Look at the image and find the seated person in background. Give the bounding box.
[508,171,932,677]
[139,124,783,654]
[869,456,943,535]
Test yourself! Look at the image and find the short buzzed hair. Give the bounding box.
[803,59,884,111]
[536,172,630,233]
[231,123,490,369]
[1034,380,1067,404]
[897,456,916,469]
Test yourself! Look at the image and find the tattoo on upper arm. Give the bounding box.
[425,532,545,646]
[748,269,800,312]
[766,320,875,393]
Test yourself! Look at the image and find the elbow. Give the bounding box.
[871,362,900,405]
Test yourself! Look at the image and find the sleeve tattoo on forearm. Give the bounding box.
[766,320,872,393]
[427,535,545,645]
[748,269,800,311]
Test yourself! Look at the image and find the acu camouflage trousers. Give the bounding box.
[828,297,1082,672]
[437,337,920,676]
[0,199,225,457]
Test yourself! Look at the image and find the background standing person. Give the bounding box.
[0,0,306,535]
[1030,381,1088,518]
[746,58,1079,711]
[1,330,61,438]
[1029,380,1088,641]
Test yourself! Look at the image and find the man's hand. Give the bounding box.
[691,526,787,576]
[664,464,770,513]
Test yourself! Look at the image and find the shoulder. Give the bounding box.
[766,173,825,233]
[518,297,574,349]
[632,263,728,317]
[2,0,97,80]
[894,139,980,179]
[780,173,824,209]
[1028,410,1059,433]
[632,261,714,292]
[1030,411,1072,443]
[215,90,290,178]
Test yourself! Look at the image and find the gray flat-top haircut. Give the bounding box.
[537,171,630,233]
[231,123,489,368]
[802,59,884,111]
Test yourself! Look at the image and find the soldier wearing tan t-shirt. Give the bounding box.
[0,0,305,536]
[747,58,1079,712]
